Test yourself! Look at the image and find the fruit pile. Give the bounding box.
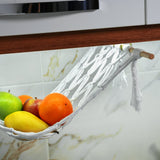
[0,91,73,133]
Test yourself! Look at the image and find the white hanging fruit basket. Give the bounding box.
[0,45,154,141]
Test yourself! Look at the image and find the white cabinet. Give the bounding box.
[146,0,160,25]
[0,0,145,36]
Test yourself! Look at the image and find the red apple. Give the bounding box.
[23,97,42,117]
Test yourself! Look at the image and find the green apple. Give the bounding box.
[0,91,22,120]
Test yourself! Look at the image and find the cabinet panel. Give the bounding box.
[0,0,145,36]
[146,0,160,24]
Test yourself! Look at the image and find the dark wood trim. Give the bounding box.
[0,24,160,54]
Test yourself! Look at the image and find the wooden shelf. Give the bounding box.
[0,24,160,54]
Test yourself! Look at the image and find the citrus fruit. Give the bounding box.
[39,93,73,125]
[0,92,22,120]
[18,95,33,105]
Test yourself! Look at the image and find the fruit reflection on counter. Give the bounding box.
[0,91,73,133]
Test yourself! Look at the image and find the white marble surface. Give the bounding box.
[47,70,160,160]
[0,40,160,160]
[40,47,88,82]
[47,40,160,160]
[0,130,49,160]
[0,52,42,87]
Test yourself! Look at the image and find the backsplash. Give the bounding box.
[0,40,160,160]
[0,47,88,99]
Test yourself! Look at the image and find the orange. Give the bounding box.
[18,95,33,105]
[39,93,73,126]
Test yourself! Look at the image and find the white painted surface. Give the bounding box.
[146,0,160,24]
[0,0,145,36]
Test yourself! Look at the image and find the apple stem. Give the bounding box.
[35,97,37,100]
[8,90,10,93]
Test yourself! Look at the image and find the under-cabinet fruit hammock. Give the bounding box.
[0,45,154,141]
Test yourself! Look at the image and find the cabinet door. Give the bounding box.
[0,0,145,36]
[146,0,160,24]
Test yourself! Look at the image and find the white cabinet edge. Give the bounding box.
[146,0,160,25]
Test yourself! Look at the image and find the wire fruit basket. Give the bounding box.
[0,45,154,141]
